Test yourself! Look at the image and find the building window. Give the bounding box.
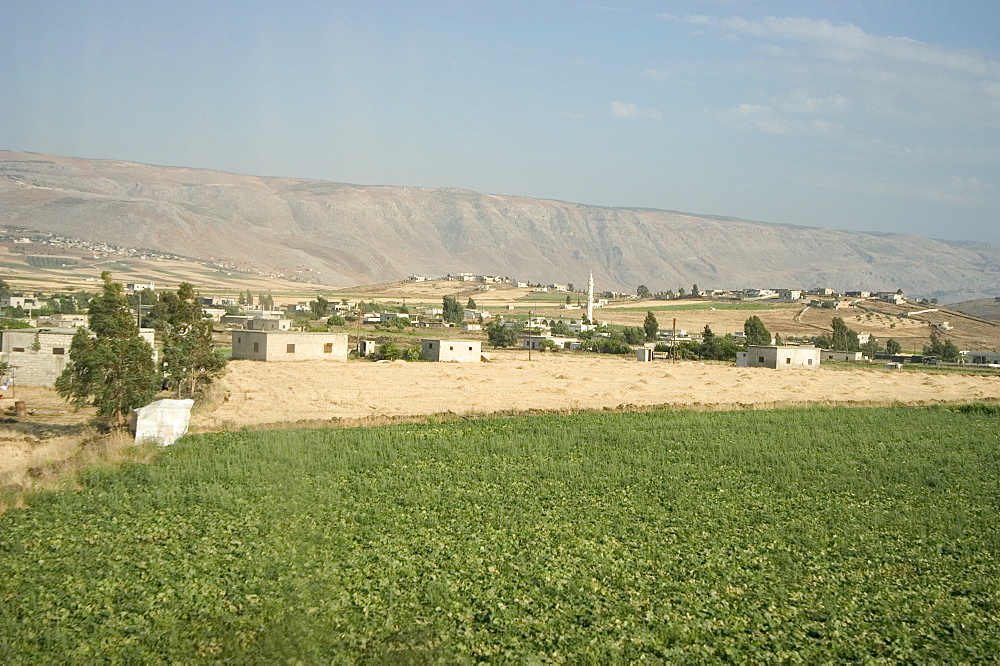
[786,358,791,364]
[237,336,241,344]
[324,343,333,353]
[808,359,813,365]
[468,346,473,351]
[287,344,296,353]
[52,348,65,355]
[12,347,25,353]
[449,346,454,351]
[253,342,259,352]
[758,356,765,363]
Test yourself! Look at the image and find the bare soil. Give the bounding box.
[192,350,1000,431]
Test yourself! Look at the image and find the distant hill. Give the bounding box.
[2,150,999,298]
[948,298,1000,322]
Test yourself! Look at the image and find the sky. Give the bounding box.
[2,1,999,244]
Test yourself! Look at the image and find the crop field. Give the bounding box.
[610,302,783,312]
[1,406,998,662]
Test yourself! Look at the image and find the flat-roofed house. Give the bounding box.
[737,345,820,369]
[231,331,348,361]
[421,339,481,362]
[1,327,156,386]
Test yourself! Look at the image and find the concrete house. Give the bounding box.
[231,331,348,361]
[421,339,481,362]
[247,317,291,331]
[2,327,156,386]
[737,345,820,369]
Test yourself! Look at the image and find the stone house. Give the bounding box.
[231,331,348,361]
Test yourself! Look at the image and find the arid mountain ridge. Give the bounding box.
[2,150,998,301]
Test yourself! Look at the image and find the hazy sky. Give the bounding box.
[3,1,999,244]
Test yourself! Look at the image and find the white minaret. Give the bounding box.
[587,272,594,323]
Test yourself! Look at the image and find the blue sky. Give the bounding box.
[3,1,999,244]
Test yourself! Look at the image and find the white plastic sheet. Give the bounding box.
[133,399,194,446]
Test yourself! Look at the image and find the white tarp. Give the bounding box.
[133,399,194,446]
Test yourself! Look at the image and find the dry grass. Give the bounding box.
[0,426,160,514]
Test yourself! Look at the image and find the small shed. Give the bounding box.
[421,339,481,362]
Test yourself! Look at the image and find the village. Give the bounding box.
[2,264,999,413]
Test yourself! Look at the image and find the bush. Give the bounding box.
[327,315,346,326]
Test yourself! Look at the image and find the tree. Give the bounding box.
[622,327,645,345]
[636,285,652,299]
[678,287,686,299]
[56,272,160,428]
[310,295,329,319]
[886,338,902,355]
[744,316,771,346]
[643,311,659,341]
[550,320,572,336]
[862,335,880,358]
[691,284,700,298]
[701,325,719,360]
[443,295,464,325]
[831,317,860,351]
[467,297,477,310]
[485,320,519,348]
[773,332,783,346]
[160,283,227,398]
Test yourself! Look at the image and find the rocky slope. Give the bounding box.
[2,151,998,300]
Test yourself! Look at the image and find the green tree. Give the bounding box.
[691,284,700,298]
[773,333,783,346]
[744,316,771,346]
[700,325,719,360]
[636,285,652,299]
[310,295,329,319]
[622,327,645,345]
[678,287,686,299]
[863,336,880,358]
[643,311,659,342]
[831,317,860,351]
[56,272,160,428]
[886,338,902,355]
[443,295,464,325]
[160,283,227,398]
[467,297,477,310]
[485,320,519,348]
[327,315,346,327]
[550,320,572,336]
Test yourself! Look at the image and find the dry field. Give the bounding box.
[192,350,1000,431]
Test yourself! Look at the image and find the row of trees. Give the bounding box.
[55,274,227,428]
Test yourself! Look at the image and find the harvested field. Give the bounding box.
[192,350,1000,430]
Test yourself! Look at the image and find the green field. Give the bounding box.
[612,302,785,312]
[1,406,998,661]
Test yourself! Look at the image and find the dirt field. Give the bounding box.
[192,350,1000,430]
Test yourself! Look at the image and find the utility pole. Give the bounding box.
[527,309,532,361]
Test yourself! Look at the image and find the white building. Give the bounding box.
[420,339,481,362]
[231,331,348,362]
[737,345,820,369]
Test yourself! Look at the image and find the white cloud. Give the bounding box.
[672,15,1000,77]
[610,101,661,119]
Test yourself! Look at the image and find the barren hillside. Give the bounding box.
[3,151,999,299]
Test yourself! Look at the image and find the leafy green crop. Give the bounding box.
[1,406,997,661]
